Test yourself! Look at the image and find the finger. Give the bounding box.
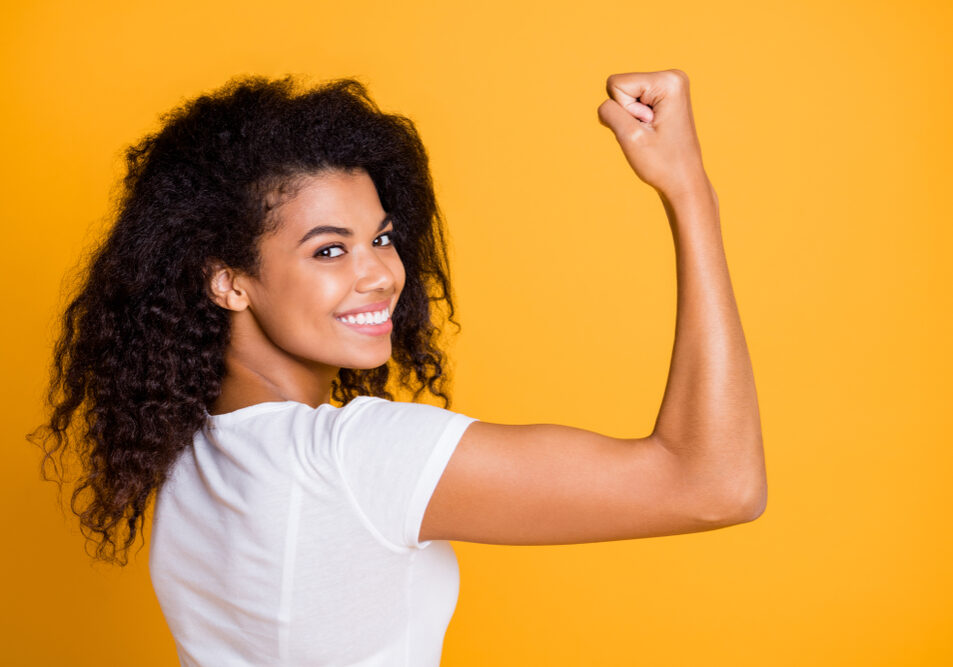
[605,75,648,110]
[606,71,674,116]
[597,98,646,137]
[623,100,655,124]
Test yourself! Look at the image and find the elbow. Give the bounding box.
[690,475,767,528]
[679,437,768,527]
[734,483,768,523]
[723,471,768,524]
[719,437,768,524]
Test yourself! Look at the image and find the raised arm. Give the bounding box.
[419,69,766,546]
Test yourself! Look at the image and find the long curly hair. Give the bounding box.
[27,75,459,566]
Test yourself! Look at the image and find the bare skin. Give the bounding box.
[207,168,404,415]
[207,69,766,546]
[418,70,766,544]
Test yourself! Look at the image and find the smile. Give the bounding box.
[334,306,393,336]
[335,307,390,325]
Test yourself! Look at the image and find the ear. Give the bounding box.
[205,259,251,312]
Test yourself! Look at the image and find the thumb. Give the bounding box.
[597,98,651,137]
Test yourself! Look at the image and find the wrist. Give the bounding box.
[658,171,715,209]
[659,179,719,228]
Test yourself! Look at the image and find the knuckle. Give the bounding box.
[623,126,643,143]
[597,98,615,117]
[665,68,690,85]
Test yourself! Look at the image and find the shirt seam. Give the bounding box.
[402,413,478,548]
[404,549,418,666]
[277,471,304,661]
[328,397,413,555]
[205,400,315,426]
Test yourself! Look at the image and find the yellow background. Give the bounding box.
[3,0,951,664]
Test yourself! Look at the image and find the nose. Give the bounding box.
[353,246,395,294]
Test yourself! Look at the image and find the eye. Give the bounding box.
[314,244,345,259]
[374,231,394,247]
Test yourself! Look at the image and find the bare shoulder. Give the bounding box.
[419,420,763,546]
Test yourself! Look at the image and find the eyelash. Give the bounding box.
[314,231,395,259]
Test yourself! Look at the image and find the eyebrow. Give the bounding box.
[296,214,393,246]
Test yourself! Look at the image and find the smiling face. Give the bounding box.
[232,168,405,375]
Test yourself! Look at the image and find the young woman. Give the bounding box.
[30,69,766,665]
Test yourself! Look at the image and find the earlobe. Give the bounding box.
[205,261,250,312]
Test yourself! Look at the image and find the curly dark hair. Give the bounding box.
[27,75,459,566]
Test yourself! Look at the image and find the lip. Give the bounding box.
[333,299,392,318]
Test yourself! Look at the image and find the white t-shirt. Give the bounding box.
[148,395,478,666]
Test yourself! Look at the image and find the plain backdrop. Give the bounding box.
[3,0,951,664]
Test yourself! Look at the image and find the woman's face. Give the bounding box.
[239,168,405,372]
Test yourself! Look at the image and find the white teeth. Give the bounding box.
[337,307,390,325]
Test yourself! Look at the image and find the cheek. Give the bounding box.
[267,267,345,325]
[391,256,407,295]
[309,275,350,319]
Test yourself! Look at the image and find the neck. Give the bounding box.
[209,311,337,415]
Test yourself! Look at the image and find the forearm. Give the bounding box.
[652,177,766,513]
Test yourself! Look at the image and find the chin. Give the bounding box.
[345,360,390,371]
[344,350,393,371]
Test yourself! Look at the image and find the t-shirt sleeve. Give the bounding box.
[328,396,478,551]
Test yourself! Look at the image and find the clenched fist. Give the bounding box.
[598,69,713,203]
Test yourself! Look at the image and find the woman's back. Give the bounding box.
[150,397,476,666]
